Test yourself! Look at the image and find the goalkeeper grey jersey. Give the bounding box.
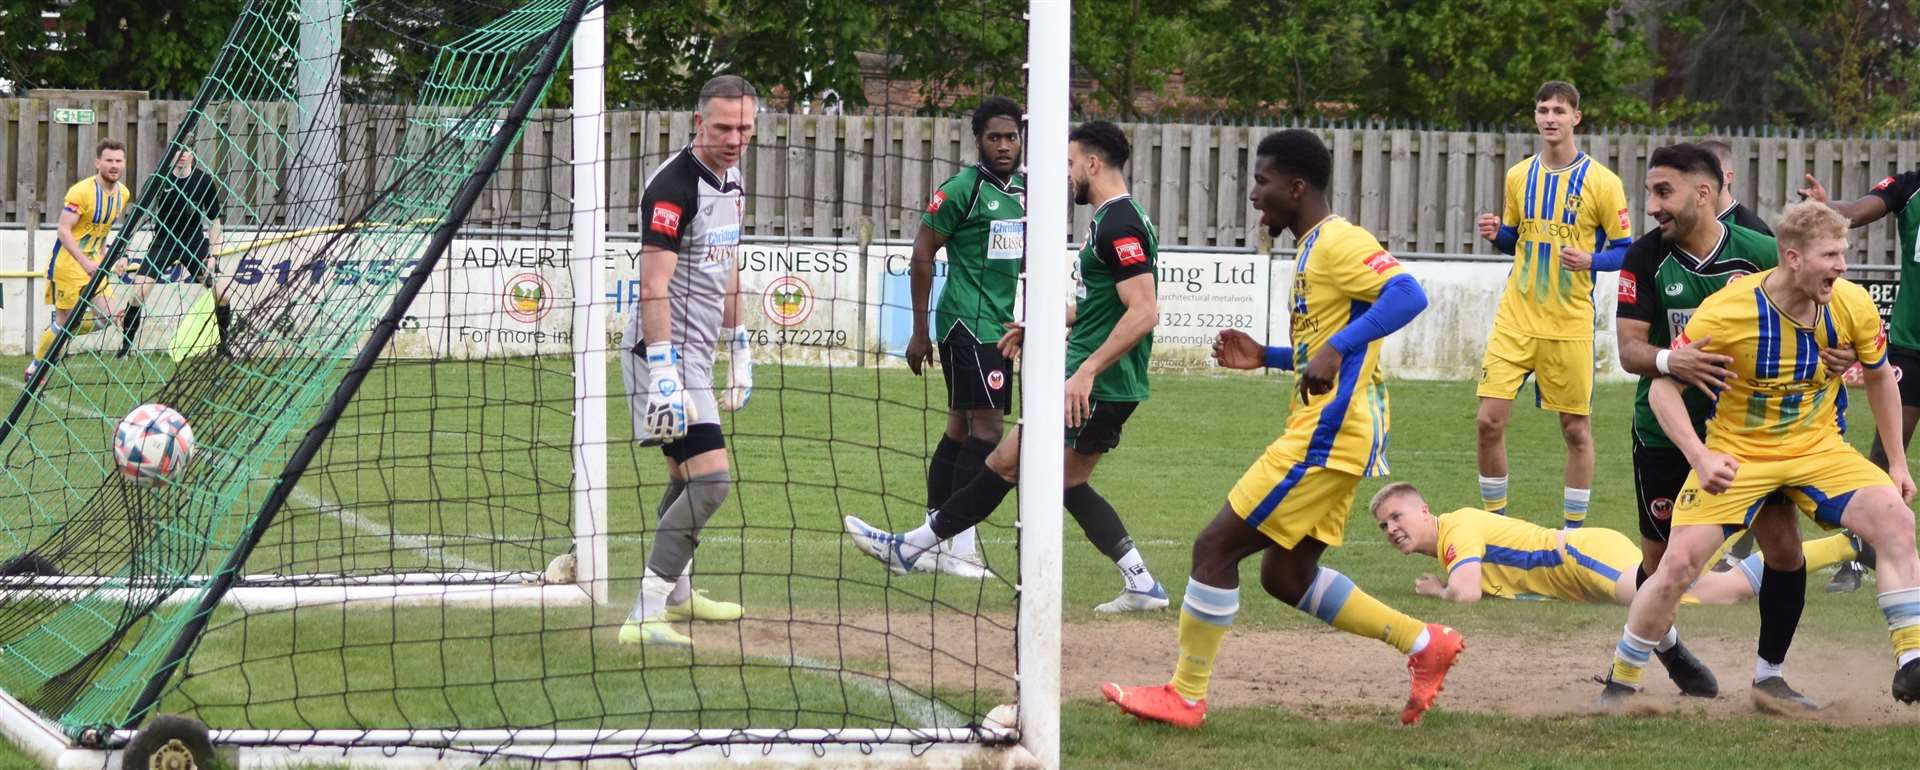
[632,145,744,351]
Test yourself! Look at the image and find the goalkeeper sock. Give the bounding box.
[656,476,688,522]
[628,569,676,622]
[644,471,731,582]
[1563,487,1590,529]
[1170,579,1237,703]
[1479,475,1508,515]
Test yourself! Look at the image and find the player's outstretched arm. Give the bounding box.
[1799,173,1895,228]
[904,226,948,375]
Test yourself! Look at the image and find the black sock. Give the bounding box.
[1064,483,1133,561]
[1756,564,1807,668]
[954,437,995,488]
[1635,563,1651,590]
[214,304,233,339]
[928,472,1015,539]
[120,305,142,348]
[927,435,963,510]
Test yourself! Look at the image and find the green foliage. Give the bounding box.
[0,0,244,97]
[1181,0,1384,119]
[1070,0,1186,118]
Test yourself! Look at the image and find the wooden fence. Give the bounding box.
[5,97,1919,264]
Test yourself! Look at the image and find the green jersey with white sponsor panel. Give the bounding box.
[1068,195,1158,402]
[922,164,1025,343]
[1867,171,1920,350]
[1617,222,1778,447]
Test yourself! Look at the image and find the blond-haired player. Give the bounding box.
[1473,81,1634,530]
[31,139,131,379]
[1601,201,1920,710]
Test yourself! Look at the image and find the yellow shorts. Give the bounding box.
[1559,528,1639,603]
[1673,440,1892,531]
[43,257,111,312]
[1226,449,1359,549]
[1476,324,1593,415]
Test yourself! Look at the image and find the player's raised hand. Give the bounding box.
[1798,174,1829,203]
[1691,451,1740,494]
[1211,329,1264,370]
[998,322,1024,361]
[1668,336,1737,396]
[1476,213,1500,242]
[642,343,689,442]
[904,331,934,376]
[720,326,754,411]
[1298,345,1342,402]
[1559,246,1592,271]
[1818,345,1858,376]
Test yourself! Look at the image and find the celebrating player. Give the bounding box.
[845,120,1168,613]
[1102,129,1462,729]
[1600,201,1920,710]
[121,148,235,358]
[1799,168,1920,593]
[30,139,131,380]
[1371,482,1867,610]
[1473,81,1633,529]
[900,96,1027,580]
[620,75,758,648]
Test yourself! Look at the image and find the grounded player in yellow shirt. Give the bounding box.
[1371,482,1865,608]
[1601,201,1920,709]
[1102,130,1463,730]
[31,139,132,379]
[1473,81,1633,530]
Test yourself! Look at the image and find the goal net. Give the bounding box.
[0,0,1065,767]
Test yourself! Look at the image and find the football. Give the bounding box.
[113,404,195,486]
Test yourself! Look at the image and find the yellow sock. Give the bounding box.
[1611,629,1657,686]
[1297,567,1426,653]
[1880,587,1920,663]
[1170,579,1237,702]
[1802,533,1856,573]
[32,327,54,362]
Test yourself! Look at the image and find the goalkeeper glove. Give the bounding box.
[721,326,754,411]
[643,342,688,442]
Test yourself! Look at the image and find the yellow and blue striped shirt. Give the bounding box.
[1494,153,1633,340]
[48,175,129,277]
[1436,508,1618,601]
[1274,216,1399,477]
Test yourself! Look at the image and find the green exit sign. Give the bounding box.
[52,108,95,125]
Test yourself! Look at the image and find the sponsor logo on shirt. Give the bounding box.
[927,191,946,213]
[1114,236,1147,266]
[987,199,1000,211]
[1618,270,1638,303]
[1363,250,1400,275]
[650,202,682,237]
[704,224,742,270]
[1876,176,1896,192]
[1665,283,1684,296]
[988,219,1025,261]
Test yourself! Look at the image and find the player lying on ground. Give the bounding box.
[1102,130,1462,730]
[1371,481,1870,607]
[899,96,1028,580]
[1601,201,1920,713]
[845,120,1168,613]
[620,75,759,648]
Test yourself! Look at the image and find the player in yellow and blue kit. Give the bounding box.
[31,139,131,379]
[1603,201,1920,709]
[1103,130,1463,730]
[1370,482,1867,607]
[1473,81,1634,530]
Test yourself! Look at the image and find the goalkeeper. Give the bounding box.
[620,75,758,648]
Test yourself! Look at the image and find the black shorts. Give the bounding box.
[938,327,1013,412]
[1889,345,1920,408]
[1631,432,1686,543]
[1065,399,1138,454]
[139,241,213,284]
[659,422,726,463]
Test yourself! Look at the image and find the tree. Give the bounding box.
[1070,0,1185,118]
[1180,0,1384,118]
[0,0,242,97]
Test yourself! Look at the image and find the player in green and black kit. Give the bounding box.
[847,121,1167,613]
[901,97,1026,579]
[1700,139,1773,236]
[1801,167,1920,593]
[122,148,234,358]
[1618,144,1862,711]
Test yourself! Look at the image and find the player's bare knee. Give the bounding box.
[984,445,1019,483]
[1558,416,1592,448]
[1475,409,1506,439]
